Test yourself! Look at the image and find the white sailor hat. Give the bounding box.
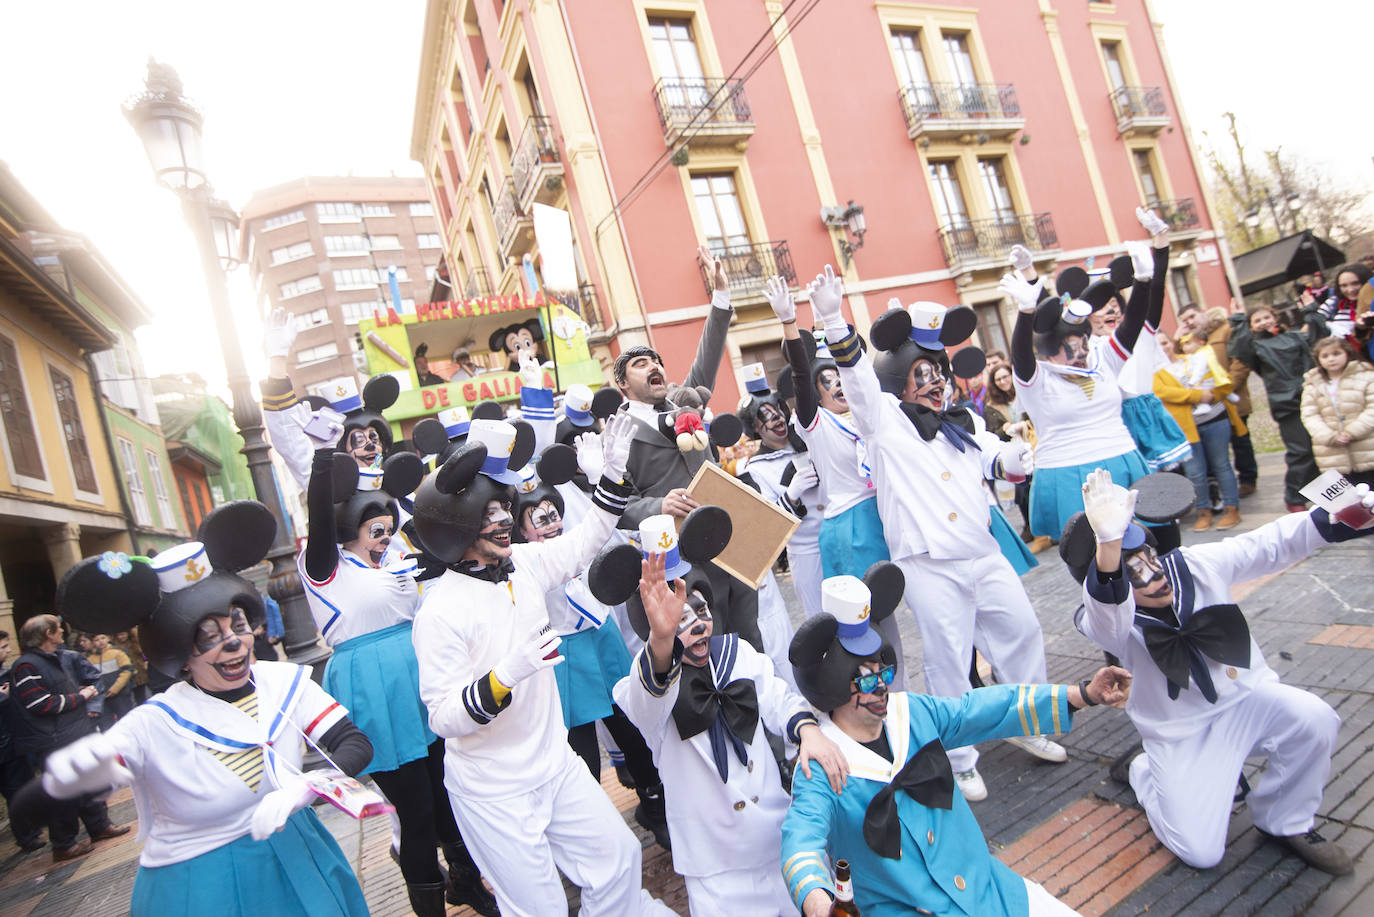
[638,514,693,580]
[149,541,214,594]
[742,362,770,394]
[823,575,882,655]
[907,302,948,351]
[438,406,471,439]
[324,376,362,414]
[468,419,523,485]
[563,385,594,427]
[357,466,384,492]
[515,462,540,494]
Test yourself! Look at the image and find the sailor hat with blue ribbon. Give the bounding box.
[468,419,524,485]
[438,406,471,439]
[563,385,595,427]
[907,302,949,352]
[639,514,693,580]
[150,541,213,594]
[824,575,882,655]
[742,362,770,395]
[326,376,363,414]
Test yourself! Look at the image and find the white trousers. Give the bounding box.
[1129,680,1340,869]
[758,570,799,692]
[1025,877,1081,915]
[448,755,675,916]
[789,548,824,621]
[894,551,1049,773]
[684,861,797,916]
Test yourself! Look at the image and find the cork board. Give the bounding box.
[684,460,800,588]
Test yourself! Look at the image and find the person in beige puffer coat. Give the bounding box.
[1301,336,1374,488]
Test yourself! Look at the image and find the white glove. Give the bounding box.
[1136,206,1170,239]
[886,296,903,311]
[250,773,316,841]
[765,275,796,324]
[574,431,604,480]
[998,440,1035,480]
[42,733,132,799]
[599,412,634,483]
[808,265,845,325]
[1125,240,1153,281]
[1081,469,1139,543]
[1009,244,1034,273]
[998,272,1043,314]
[786,463,820,503]
[518,351,546,390]
[264,308,298,360]
[493,624,564,688]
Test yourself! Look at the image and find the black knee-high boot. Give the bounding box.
[440,839,499,916]
[406,881,447,917]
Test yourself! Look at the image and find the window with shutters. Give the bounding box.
[49,367,98,494]
[116,437,152,526]
[145,449,175,528]
[0,334,46,481]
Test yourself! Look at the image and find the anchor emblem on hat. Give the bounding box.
[927,317,940,329]
[184,558,206,582]
[858,603,870,620]
[656,532,674,550]
[335,384,346,396]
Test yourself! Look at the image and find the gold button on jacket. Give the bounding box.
[954,875,966,891]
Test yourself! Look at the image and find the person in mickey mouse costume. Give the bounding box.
[15,502,373,917]
[410,411,675,916]
[807,262,1057,801]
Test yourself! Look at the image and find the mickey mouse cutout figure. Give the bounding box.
[488,318,546,372]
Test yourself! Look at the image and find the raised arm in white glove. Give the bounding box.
[1135,206,1170,247]
[250,773,317,841]
[264,308,298,361]
[997,440,1035,482]
[1081,468,1139,543]
[518,350,547,390]
[42,733,132,799]
[1125,240,1154,282]
[1009,243,1035,276]
[786,462,820,504]
[493,624,564,689]
[599,411,634,484]
[574,431,604,481]
[765,274,796,324]
[809,264,846,329]
[999,272,1044,314]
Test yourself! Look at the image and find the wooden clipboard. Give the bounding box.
[683,460,800,588]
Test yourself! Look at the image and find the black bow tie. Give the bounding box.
[863,738,955,859]
[671,664,759,783]
[899,403,980,453]
[454,557,516,584]
[1137,603,1251,703]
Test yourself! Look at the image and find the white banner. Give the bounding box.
[532,203,577,292]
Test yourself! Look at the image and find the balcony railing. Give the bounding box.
[493,176,533,259]
[698,240,796,298]
[578,281,604,333]
[511,115,562,209]
[898,82,1024,140]
[1109,85,1168,134]
[1148,197,1200,233]
[652,77,755,147]
[464,268,492,299]
[936,213,1058,270]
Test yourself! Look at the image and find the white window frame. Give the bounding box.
[416,233,442,249]
[145,448,176,529]
[369,234,403,251]
[361,203,393,217]
[117,436,152,526]
[324,235,370,258]
[317,202,362,223]
[296,342,341,367]
[269,241,314,265]
[279,275,324,299]
[409,202,435,217]
[333,268,380,291]
[262,210,305,231]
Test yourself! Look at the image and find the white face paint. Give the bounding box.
[184,609,255,691]
[677,591,713,667]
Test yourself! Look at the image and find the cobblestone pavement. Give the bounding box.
[3,451,1373,915]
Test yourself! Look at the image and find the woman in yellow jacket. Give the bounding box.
[1301,336,1374,488]
[1154,332,1247,531]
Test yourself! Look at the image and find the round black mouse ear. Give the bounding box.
[939,306,978,346]
[523,317,544,342]
[679,505,731,565]
[591,387,623,420]
[1058,512,1097,585]
[588,543,644,607]
[471,400,505,421]
[362,374,400,412]
[57,555,161,635]
[949,346,987,380]
[412,418,451,455]
[382,451,425,497]
[774,365,795,402]
[1108,254,1135,291]
[435,442,487,495]
[708,411,743,448]
[198,501,277,572]
[535,443,578,486]
[303,395,330,412]
[1132,471,1195,525]
[1033,299,1064,334]
[1055,266,1090,300]
[861,561,906,623]
[789,613,840,667]
[870,308,913,353]
[332,453,361,501]
[508,421,536,472]
[796,327,819,358]
[1081,278,1117,312]
[489,326,511,355]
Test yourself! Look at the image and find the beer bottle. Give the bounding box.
[830,859,861,916]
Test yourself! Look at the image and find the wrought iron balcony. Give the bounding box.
[1109,85,1168,135]
[652,77,755,148]
[1148,197,1201,234]
[464,267,492,299]
[493,177,533,261]
[578,281,603,333]
[936,213,1058,271]
[898,82,1024,142]
[698,240,796,299]
[511,115,563,210]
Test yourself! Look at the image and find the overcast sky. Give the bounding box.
[0,0,1368,392]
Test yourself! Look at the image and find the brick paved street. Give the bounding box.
[3,451,1373,915]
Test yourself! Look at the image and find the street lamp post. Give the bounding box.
[124,59,326,666]
[1243,186,1302,238]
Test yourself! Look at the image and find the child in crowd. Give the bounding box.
[1301,336,1374,489]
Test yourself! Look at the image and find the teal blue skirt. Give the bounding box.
[130,808,368,917]
[555,618,633,729]
[1122,394,1192,471]
[990,504,1038,576]
[819,497,890,578]
[322,621,435,774]
[1030,450,1150,538]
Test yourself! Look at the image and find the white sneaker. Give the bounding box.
[1005,735,1068,763]
[955,767,987,802]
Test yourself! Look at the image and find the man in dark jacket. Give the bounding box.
[0,629,44,851]
[9,615,130,861]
